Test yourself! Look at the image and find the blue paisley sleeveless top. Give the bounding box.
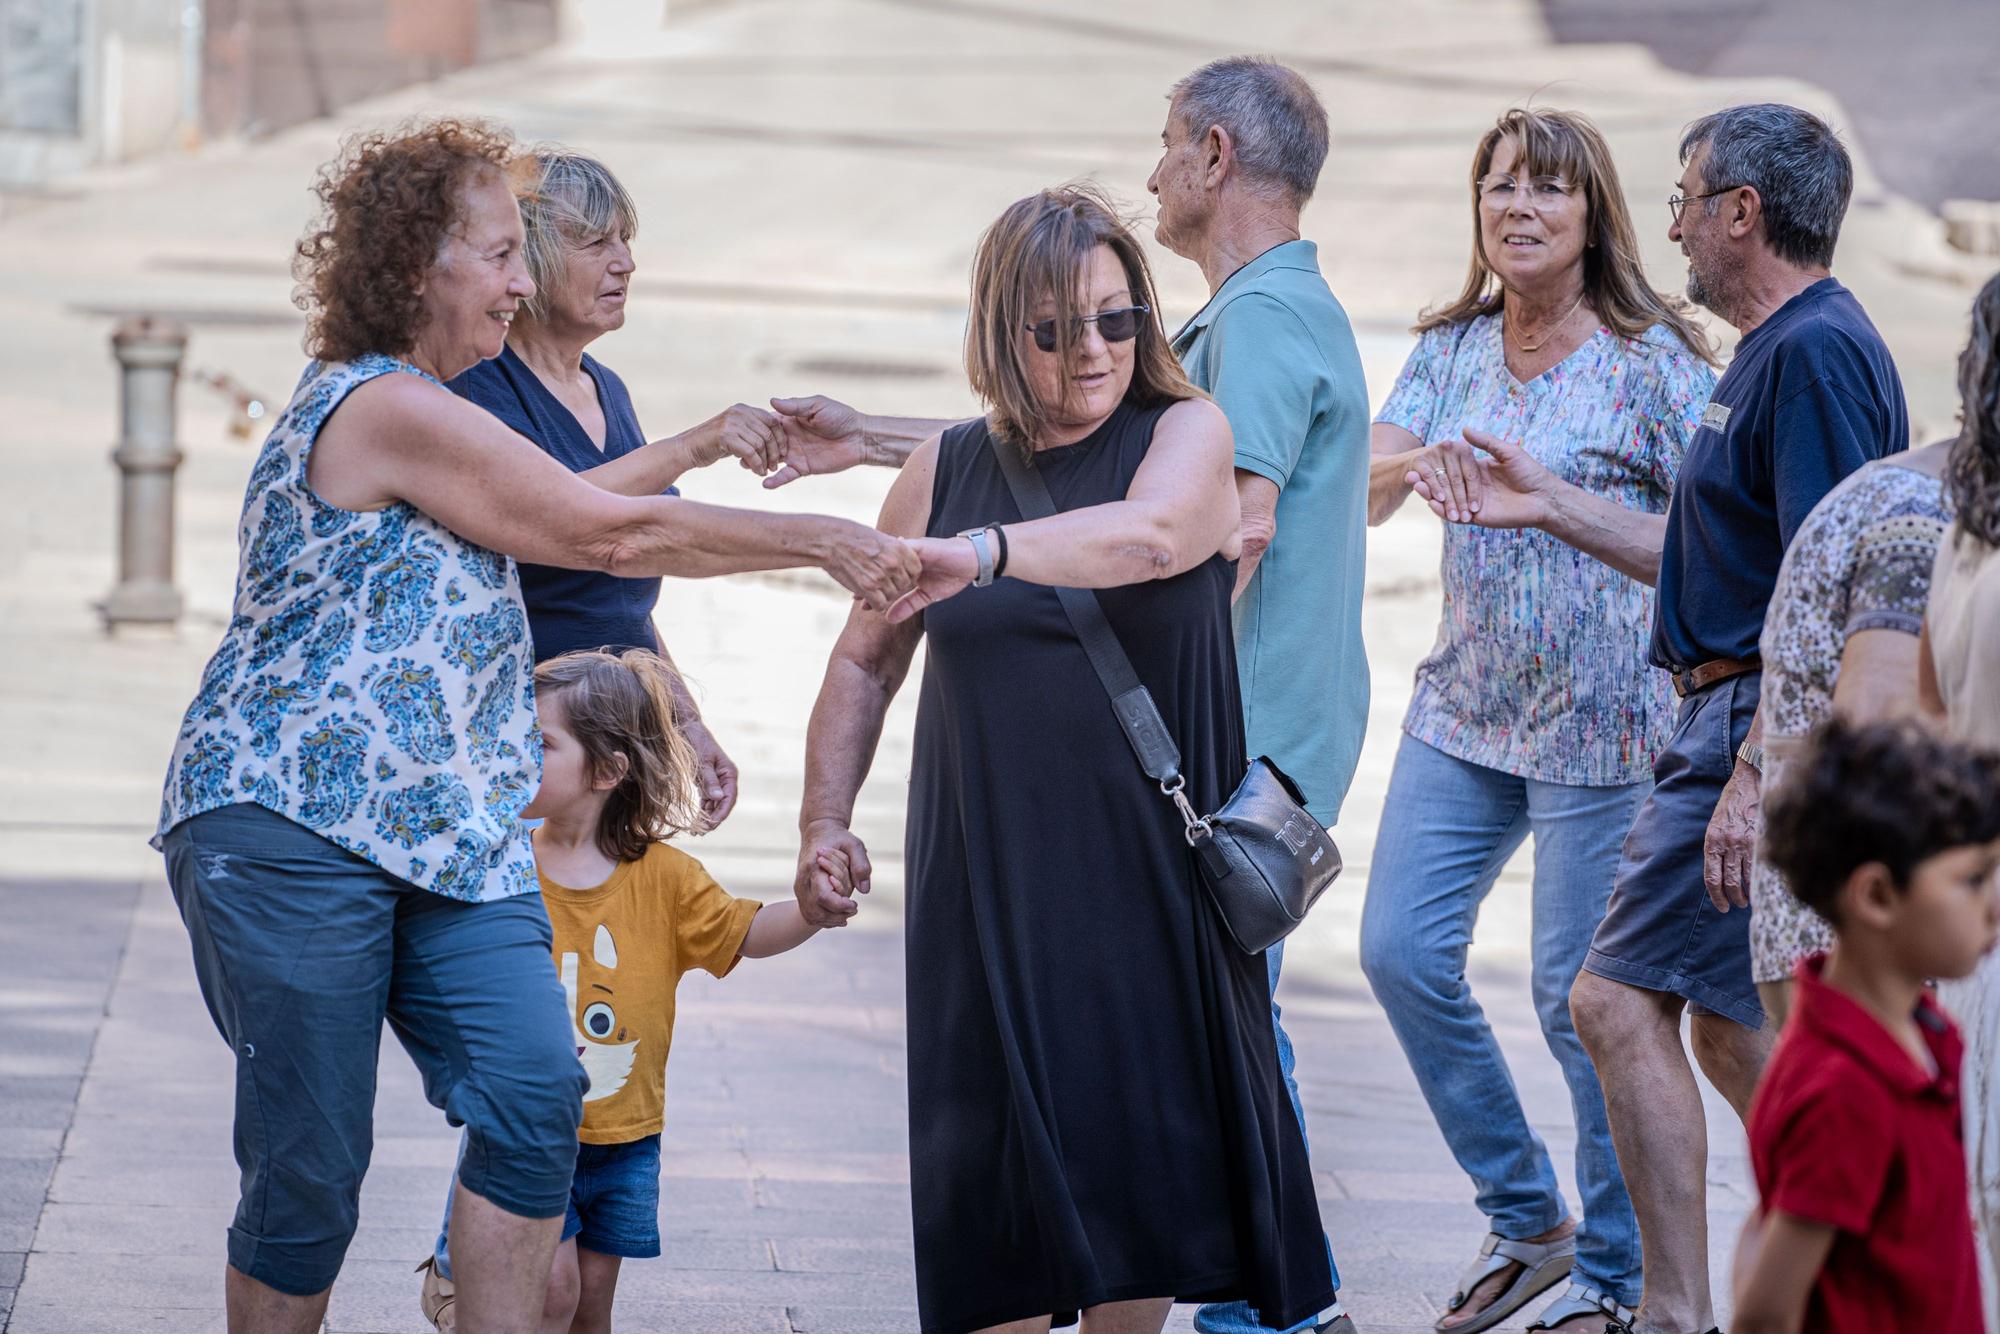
[153,355,542,903]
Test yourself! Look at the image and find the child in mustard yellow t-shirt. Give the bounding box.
[418,649,847,1334]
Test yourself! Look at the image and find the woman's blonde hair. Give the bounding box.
[964,185,1198,458]
[1419,107,1718,366]
[515,148,640,325]
[535,649,704,861]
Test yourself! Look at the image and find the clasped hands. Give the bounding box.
[1404,426,1557,529]
[795,820,872,929]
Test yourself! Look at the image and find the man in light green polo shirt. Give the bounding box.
[1151,56,1368,1334]
[757,54,1366,1334]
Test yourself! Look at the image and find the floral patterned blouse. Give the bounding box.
[1749,455,1952,982]
[153,355,542,903]
[1377,315,1716,785]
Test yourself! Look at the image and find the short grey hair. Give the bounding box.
[1169,56,1329,207]
[517,148,640,323]
[1679,103,1852,269]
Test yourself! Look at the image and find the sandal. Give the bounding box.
[1434,1231,1576,1333]
[415,1254,456,1333]
[1524,1282,1636,1332]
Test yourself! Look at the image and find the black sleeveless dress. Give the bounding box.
[905,400,1335,1333]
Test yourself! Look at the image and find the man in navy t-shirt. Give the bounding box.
[1568,104,1907,1334]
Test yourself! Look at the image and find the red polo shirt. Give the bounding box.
[1747,953,1980,1331]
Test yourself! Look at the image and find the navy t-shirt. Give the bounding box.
[1652,278,1907,671]
[448,344,669,664]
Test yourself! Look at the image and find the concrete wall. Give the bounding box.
[0,0,561,186]
[202,0,561,140]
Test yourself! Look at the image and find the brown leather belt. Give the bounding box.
[1671,656,1761,698]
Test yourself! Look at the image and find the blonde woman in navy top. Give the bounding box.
[446,147,781,828]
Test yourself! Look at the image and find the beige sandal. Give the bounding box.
[415,1254,456,1332]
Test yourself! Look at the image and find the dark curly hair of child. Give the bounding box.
[1762,716,2000,925]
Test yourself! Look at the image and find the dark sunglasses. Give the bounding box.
[1023,304,1150,353]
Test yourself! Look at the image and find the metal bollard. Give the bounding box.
[101,316,189,628]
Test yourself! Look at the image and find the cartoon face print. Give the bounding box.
[560,923,637,1104]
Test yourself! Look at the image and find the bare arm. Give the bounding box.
[739,900,821,958]
[1919,620,1947,719]
[763,394,970,488]
[793,441,938,925]
[886,399,1243,621]
[1729,1209,1835,1334]
[1537,480,1670,586]
[1232,470,1280,603]
[1411,428,1667,585]
[578,403,787,497]
[1828,628,1923,724]
[308,373,918,609]
[1368,422,1427,526]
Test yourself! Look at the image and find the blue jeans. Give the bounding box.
[1193,940,1342,1333]
[1358,736,1646,1306]
[434,1134,660,1277]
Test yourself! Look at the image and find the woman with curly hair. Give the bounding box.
[1922,271,2000,1329]
[150,118,923,1334]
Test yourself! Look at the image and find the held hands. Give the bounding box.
[690,403,788,476]
[884,536,978,624]
[821,523,922,612]
[764,395,870,490]
[795,821,872,928]
[1407,427,1557,530]
[1703,761,1761,912]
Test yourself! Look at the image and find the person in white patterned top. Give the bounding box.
[1749,443,1952,1024]
[153,119,925,1334]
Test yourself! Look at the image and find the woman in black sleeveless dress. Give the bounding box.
[794,187,1334,1334]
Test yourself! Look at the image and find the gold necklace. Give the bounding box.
[1508,291,1586,353]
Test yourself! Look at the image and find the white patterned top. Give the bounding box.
[153,355,542,903]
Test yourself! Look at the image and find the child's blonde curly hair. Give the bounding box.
[535,649,705,861]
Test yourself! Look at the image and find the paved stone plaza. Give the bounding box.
[0,0,1988,1329]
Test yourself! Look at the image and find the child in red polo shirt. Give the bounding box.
[1733,717,2000,1333]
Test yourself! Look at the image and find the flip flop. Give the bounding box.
[1525,1281,1636,1331]
[1434,1230,1576,1334]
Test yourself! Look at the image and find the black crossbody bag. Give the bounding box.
[987,431,1342,954]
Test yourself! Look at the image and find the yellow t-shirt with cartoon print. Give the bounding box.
[542,841,761,1145]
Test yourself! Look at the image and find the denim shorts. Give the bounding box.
[567,1135,664,1258]
[1583,672,1765,1029]
[162,804,587,1295]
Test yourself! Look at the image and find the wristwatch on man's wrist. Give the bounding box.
[1736,739,1765,773]
[958,527,996,587]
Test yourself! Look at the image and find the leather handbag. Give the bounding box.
[986,431,1342,954]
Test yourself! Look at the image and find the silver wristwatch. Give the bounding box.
[1736,739,1765,773]
[958,526,996,587]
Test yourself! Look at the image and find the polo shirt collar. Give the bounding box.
[1172,239,1320,346]
[1792,952,1961,1101]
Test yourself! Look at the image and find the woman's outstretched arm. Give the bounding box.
[310,372,921,610]
[888,398,1241,621]
[793,439,939,926]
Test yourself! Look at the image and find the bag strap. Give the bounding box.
[986,430,1212,841]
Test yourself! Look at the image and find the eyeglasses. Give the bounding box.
[1023,305,1150,353]
[1475,174,1576,212]
[1668,186,1743,223]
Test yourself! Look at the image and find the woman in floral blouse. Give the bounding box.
[1749,445,1952,1023]
[1360,107,1717,1333]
